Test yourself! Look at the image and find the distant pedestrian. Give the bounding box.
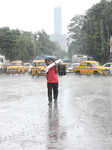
[45,58,59,105]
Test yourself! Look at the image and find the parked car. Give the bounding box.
[103,62,112,74]
[67,63,80,73]
[73,61,110,76]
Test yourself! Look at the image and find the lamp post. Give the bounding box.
[110,36,112,62]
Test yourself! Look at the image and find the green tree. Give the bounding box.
[0,27,20,60]
[15,31,34,62]
[0,28,66,62]
[34,30,66,59]
[67,0,112,63]
[67,15,84,58]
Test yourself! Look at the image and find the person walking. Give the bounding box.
[45,58,59,105]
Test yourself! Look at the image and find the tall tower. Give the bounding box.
[50,7,67,52]
[54,7,62,35]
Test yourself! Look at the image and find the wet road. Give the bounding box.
[0,73,112,150]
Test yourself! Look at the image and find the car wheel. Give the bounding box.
[29,72,31,75]
[23,70,26,75]
[94,71,99,77]
[32,74,34,78]
[19,70,22,75]
[31,71,34,78]
[76,71,81,76]
[36,72,39,78]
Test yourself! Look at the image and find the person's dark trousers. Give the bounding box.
[47,83,58,103]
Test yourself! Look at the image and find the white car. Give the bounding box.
[67,63,80,73]
[103,62,112,73]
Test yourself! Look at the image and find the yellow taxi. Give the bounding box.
[24,63,31,72]
[7,61,26,75]
[73,61,110,76]
[31,60,46,77]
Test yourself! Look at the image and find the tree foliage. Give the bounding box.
[67,0,112,63]
[0,28,66,62]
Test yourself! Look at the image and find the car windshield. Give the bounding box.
[92,62,101,67]
[37,62,46,66]
[24,64,30,66]
[74,63,79,67]
[10,63,21,66]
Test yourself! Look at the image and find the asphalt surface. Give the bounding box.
[0,73,112,150]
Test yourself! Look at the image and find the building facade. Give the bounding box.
[50,34,67,52]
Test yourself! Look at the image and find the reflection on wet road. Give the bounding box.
[47,104,60,150]
[0,74,112,150]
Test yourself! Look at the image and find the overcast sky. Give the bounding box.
[0,0,101,34]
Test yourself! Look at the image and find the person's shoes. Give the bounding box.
[54,99,57,103]
[48,102,52,105]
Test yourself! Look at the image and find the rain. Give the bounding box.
[0,74,112,150]
[0,0,112,149]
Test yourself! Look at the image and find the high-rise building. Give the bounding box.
[50,34,67,52]
[49,7,68,52]
[54,7,62,35]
